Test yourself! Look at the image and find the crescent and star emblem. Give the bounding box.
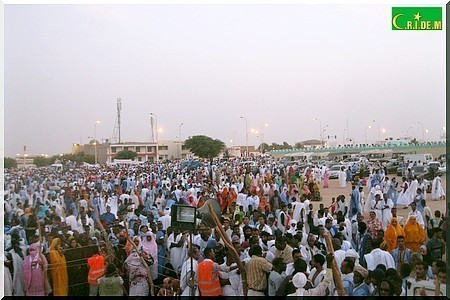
[392,13,404,30]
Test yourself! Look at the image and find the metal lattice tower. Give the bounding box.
[112,98,122,143]
[150,116,155,142]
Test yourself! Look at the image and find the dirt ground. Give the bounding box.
[315,175,447,220]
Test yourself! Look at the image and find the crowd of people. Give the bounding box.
[3,157,447,296]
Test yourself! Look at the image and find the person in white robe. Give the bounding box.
[167,230,188,275]
[358,187,365,214]
[107,195,119,217]
[364,185,376,213]
[219,257,243,296]
[292,200,305,225]
[158,208,172,231]
[379,193,394,230]
[363,247,395,271]
[4,255,14,296]
[9,248,25,296]
[405,202,425,228]
[338,167,347,188]
[396,177,411,207]
[407,178,419,204]
[372,193,384,225]
[180,247,200,296]
[332,238,347,271]
[313,166,322,183]
[431,173,445,201]
[289,266,332,296]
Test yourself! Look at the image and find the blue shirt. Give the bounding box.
[415,194,425,213]
[165,199,176,209]
[101,212,116,225]
[38,205,49,218]
[353,283,370,296]
[342,275,354,296]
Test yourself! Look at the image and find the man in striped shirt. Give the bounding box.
[245,245,273,296]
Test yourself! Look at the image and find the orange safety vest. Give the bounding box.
[197,260,222,296]
[87,254,105,285]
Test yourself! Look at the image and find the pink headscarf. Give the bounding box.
[23,243,48,294]
[188,195,196,206]
[140,231,158,262]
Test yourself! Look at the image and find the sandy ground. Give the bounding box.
[314,175,447,220]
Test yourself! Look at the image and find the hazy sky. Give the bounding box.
[5,3,446,157]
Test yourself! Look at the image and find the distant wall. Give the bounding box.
[269,143,446,161]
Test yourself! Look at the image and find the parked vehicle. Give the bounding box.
[400,153,434,164]
[396,165,432,179]
[427,161,447,174]
[282,152,313,163]
[360,149,393,162]
[328,164,346,179]
[386,159,400,174]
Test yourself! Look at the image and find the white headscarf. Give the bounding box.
[290,272,307,296]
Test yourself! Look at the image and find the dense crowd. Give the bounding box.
[3,157,447,296]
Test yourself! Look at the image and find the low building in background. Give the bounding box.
[72,140,192,164]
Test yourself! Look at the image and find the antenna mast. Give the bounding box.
[112,98,122,143]
[150,116,155,142]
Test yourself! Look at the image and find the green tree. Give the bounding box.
[73,152,95,164]
[184,135,225,159]
[294,142,305,149]
[34,156,52,167]
[258,143,270,153]
[282,141,293,149]
[115,150,138,160]
[410,138,419,145]
[4,157,17,169]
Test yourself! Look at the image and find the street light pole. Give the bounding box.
[94,121,101,164]
[417,122,424,140]
[240,116,248,158]
[365,125,371,144]
[313,118,322,147]
[178,123,184,159]
[232,131,237,148]
[259,123,268,154]
[372,120,380,140]
[321,125,329,147]
[150,113,159,163]
[407,126,413,139]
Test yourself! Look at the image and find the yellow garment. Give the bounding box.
[403,216,426,253]
[49,238,69,296]
[384,217,405,253]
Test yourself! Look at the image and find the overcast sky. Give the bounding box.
[5,3,446,157]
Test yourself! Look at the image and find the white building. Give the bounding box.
[107,140,192,163]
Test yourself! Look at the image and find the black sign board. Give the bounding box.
[170,205,197,230]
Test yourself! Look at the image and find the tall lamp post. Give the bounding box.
[322,125,329,147]
[94,120,101,164]
[372,120,380,140]
[240,116,248,158]
[259,123,268,154]
[178,123,184,159]
[417,122,425,140]
[407,126,413,139]
[343,128,347,145]
[22,145,27,168]
[150,113,159,162]
[232,131,237,148]
[313,118,322,147]
[365,125,371,144]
